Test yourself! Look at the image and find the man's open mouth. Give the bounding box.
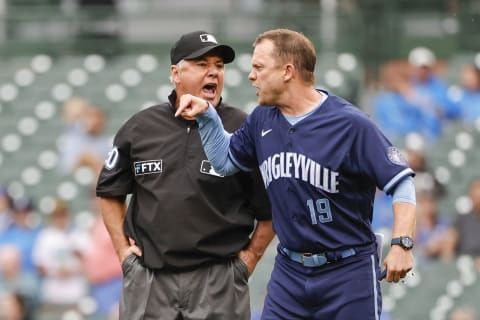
[202,83,217,96]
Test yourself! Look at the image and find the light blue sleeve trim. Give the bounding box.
[391,176,416,205]
[196,103,240,176]
[383,168,414,194]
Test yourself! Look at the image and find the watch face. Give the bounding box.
[401,237,413,248]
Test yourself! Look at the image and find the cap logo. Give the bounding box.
[200,34,217,44]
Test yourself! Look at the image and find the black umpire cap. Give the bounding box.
[170,31,235,65]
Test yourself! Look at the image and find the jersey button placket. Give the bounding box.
[288,128,296,222]
[287,127,295,150]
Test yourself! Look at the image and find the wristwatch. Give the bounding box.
[390,236,414,250]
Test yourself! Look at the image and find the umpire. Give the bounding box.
[96,31,274,320]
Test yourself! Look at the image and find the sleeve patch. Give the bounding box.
[387,147,407,166]
[104,147,119,170]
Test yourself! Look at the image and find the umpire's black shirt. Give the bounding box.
[96,91,271,270]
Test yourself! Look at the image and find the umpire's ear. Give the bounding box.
[170,64,181,84]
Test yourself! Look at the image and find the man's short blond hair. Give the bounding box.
[254,29,316,84]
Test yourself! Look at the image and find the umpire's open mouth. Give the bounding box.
[202,83,217,99]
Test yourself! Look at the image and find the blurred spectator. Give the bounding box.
[373,61,441,143]
[443,178,480,263]
[406,147,446,199]
[32,200,88,308]
[82,198,122,317]
[0,292,29,320]
[0,245,39,314]
[406,46,459,127]
[455,64,480,123]
[58,97,110,176]
[0,197,40,274]
[373,69,423,141]
[414,192,451,263]
[0,186,14,233]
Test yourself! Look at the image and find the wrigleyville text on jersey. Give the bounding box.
[259,152,339,193]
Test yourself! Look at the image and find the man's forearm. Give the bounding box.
[98,197,130,262]
[247,220,275,258]
[240,219,275,275]
[391,202,416,238]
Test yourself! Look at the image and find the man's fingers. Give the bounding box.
[131,245,143,257]
[386,269,412,282]
[175,94,209,119]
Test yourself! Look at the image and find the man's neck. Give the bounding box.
[279,87,324,117]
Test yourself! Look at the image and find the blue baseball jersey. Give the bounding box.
[229,92,414,252]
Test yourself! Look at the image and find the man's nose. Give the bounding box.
[207,65,219,76]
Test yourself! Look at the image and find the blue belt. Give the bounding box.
[280,246,356,267]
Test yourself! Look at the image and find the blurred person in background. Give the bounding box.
[0,292,29,320]
[373,67,427,143]
[96,30,273,320]
[0,197,40,274]
[373,60,442,143]
[455,64,480,124]
[0,245,39,315]
[443,178,480,268]
[406,46,459,131]
[32,199,88,310]
[58,97,110,176]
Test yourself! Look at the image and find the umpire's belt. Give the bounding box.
[280,246,356,267]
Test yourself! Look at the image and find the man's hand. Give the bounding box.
[238,248,262,276]
[175,94,209,120]
[118,238,142,264]
[120,244,143,264]
[383,245,414,282]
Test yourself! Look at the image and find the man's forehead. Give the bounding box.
[253,41,275,57]
[252,43,276,62]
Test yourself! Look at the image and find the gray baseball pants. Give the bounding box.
[119,254,251,320]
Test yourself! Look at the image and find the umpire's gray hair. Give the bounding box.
[169,59,186,84]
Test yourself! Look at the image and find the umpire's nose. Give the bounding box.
[207,63,220,78]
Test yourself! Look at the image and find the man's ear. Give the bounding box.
[284,63,295,82]
[171,65,180,84]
